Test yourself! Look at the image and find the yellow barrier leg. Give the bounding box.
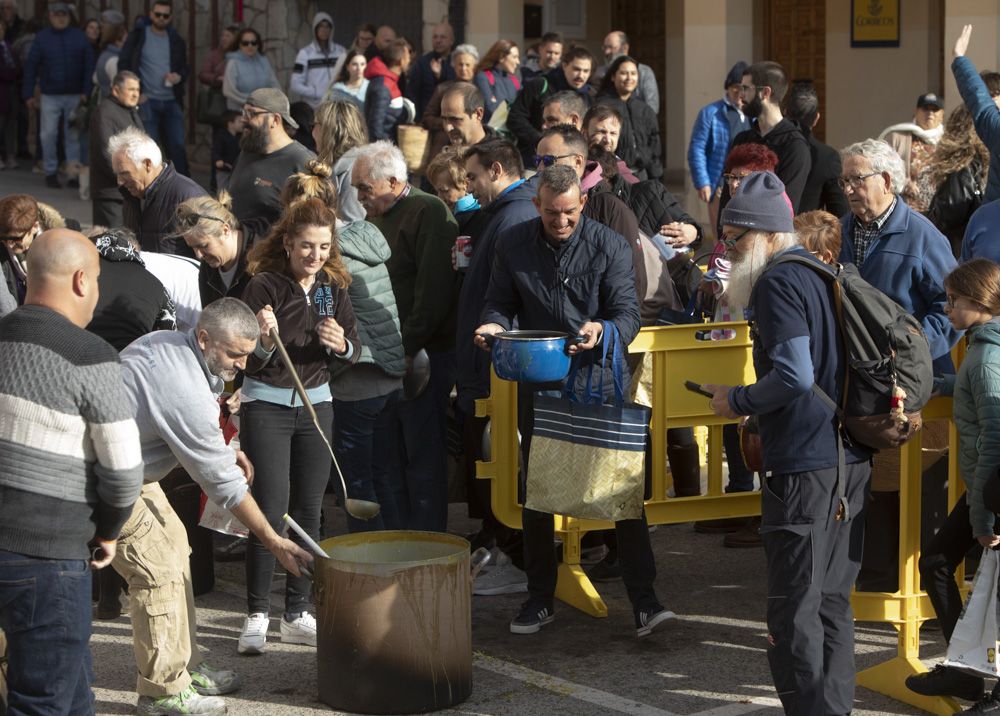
[855,433,960,716]
[554,517,607,617]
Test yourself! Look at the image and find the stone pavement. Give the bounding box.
[0,164,946,716]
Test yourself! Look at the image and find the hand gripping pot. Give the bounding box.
[485,330,585,383]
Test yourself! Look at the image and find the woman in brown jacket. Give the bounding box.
[237,197,360,655]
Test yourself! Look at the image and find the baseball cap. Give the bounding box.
[917,92,943,110]
[48,2,70,13]
[246,88,299,130]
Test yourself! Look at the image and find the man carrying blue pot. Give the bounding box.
[473,163,675,638]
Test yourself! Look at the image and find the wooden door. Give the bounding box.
[764,0,827,140]
[611,0,666,123]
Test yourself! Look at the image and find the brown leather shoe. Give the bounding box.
[693,517,750,534]
[723,517,762,548]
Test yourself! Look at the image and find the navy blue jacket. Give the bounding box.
[481,213,640,362]
[406,51,455,121]
[365,76,405,141]
[118,20,189,106]
[455,180,537,415]
[839,198,960,371]
[22,26,94,99]
[953,56,1000,202]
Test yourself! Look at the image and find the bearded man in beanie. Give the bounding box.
[704,171,873,715]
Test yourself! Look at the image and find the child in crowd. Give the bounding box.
[211,111,243,193]
[426,146,479,231]
[904,257,1000,709]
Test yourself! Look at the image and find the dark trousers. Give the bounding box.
[0,550,94,715]
[761,461,871,716]
[918,494,986,643]
[241,400,332,616]
[139,97,189,176]
[92,197,123,229]
[333,390,402,533]
[518,387,657,611]
[392,350,454,532]
[722,422,755,492]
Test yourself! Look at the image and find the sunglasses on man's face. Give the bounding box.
[241,39,258,47]
[153,11,170,19]
[533,153,578,168]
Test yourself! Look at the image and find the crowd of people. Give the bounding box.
[6,3,1000,715]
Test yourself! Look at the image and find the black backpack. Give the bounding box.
[760,254,934,451]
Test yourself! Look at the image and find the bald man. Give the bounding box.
[407,21,456,120]
[0,229,144,715]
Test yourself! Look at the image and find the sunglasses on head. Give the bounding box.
[241,39,258,47]
[533,153,577,168]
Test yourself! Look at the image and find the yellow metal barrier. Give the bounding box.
[475,324,966,715]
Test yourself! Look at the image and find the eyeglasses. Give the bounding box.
[240,39,258,47]
[722,172,751,187]
[241,107,270,120]
[0,235,23,242]
[533,153,578,167]
[720,228,752,249]
[153,11,171,19]
[837,171,881,190]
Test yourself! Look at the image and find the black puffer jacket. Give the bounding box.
[605,175,702,248]
[121,162,208,257]
[198,217,270,307]
[596,94,662,180]
[927,157,986,258]
[506,67,594,161]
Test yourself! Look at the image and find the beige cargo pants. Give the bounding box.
[112,482,201,697]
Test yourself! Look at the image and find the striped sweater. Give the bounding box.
[0,305,144,559]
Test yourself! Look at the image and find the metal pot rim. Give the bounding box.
[496,330,572,342]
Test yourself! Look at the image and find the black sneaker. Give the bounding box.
[905,664,984,701]
[635,605,676,638]
[586,553,621,583]
[509,600,554,634]
[964,694,1000,713]
[44,174,60,188]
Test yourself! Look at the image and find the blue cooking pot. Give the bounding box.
[486,330,584,383]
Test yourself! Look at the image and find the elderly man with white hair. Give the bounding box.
[109,125,206,257]
[351,140,458,533]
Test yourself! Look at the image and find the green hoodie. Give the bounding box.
[945,318,1000,537]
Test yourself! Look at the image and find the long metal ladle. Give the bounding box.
[269,327,381,521]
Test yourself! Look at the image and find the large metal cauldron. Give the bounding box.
[315,531,478,714]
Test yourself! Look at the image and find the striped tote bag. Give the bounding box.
[526,323,651,521]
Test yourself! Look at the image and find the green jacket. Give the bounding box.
[369,186,458,355]
[333,220,406,378]
[944,318,1000,537]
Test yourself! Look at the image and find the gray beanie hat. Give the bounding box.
[720,171,794,233]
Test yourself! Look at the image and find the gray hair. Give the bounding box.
[107,126,162,168]
[197,298,260,342]
[112,70,140,88]
[453,43,479,63]
[354,140,408,183]
[770,231,800,252]
[537,164,581,197]
[543,90,587,120]
[840,138,906,193]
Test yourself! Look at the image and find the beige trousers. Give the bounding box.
[112,482,201,697]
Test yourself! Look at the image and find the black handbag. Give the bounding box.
[196,86,227,126]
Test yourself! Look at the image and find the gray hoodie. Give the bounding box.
[121,329,248,510]
[333,146,367,223]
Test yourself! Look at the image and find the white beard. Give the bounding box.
[724,238,771,310]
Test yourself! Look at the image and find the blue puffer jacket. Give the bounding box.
[687,98,746,192]
[839,198,961,372]
[22,26,94,98]
[473,67,520,121]
[953,56,1000,202]
[940,318,1000,538]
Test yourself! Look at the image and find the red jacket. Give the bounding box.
[364,56,401,99]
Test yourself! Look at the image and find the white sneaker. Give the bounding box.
[474,553,528,596]
[237,612,269,655]
[280,611,317,646]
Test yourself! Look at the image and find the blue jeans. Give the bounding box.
[333,389,402,532]
[39,94,81,175]
[0,550,94,715]
[139,97,189,176]
[392,350,455,532]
